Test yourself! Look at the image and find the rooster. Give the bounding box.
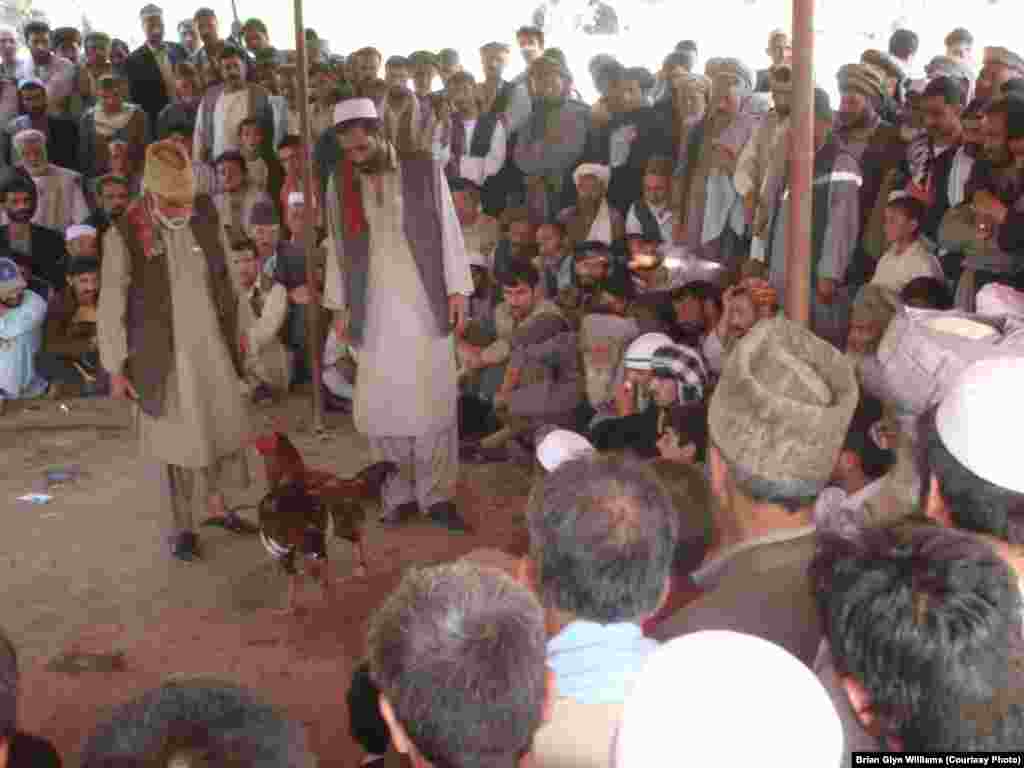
[250,430,397,613]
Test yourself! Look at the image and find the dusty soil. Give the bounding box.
[0,395,534,767]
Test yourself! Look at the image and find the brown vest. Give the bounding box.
[116,195,242,418]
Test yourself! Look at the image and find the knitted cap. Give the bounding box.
[709,315,858,489]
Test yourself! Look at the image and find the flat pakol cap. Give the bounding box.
[709,315,858,489]
[143,140,194,204]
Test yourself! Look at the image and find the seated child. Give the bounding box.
[872,194,944,293]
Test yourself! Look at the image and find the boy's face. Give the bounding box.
[884,205,917,246]
[240,123,263,155]
[847,319,881,356]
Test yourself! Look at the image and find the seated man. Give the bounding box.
[234,243,289,402]
[78,73,150,181]
[536,220,572,300]
[8,128,90,233]
[557,163,625,254]
[458,261,567,436]
[79,680,315,767]
[651,316,859,669]
[558,240,615,329]
[812,523,1024,753]
[0,627,61,768]
[625,155,674,244]
[492,205,540,285]
[36,251,107,397]
[450,177,498,273]
[524,454,677,765]
[367,562,552,768]
[85,174,131,238]
[0,256,47,405]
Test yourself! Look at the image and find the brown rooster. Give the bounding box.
[251,431,397,613]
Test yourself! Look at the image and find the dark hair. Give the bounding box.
[497,259,540,290]
[368,563,547,768]
[347,662,391,756]
[80,680,313,767]
[238,116,264,136]
[843,395,894,480]
[526,454,679,621]
[886,195,925,225]
[888,29,919,60]
[0,170,37,209]
[193,7,216,21]
[1003,79,1024,97]
[0,629,15,742]
[944,27,973,48]
[922,75,966,107]
[922,407,1024,545]
[662,50,695,73]
[177,19,194,33]
[899,276,953,310]
[214,150,246,172]
[240,18,267,37]
[647,457,711,576]
[718,448,823,512]
[676,40,698,54]
[23,21,49,41]
[516,25,544,48]
[811,522,1024,749]
[385,55,408,69]
[663,401,709,463]
[51,27,79,47]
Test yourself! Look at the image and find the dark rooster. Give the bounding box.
[250,430,397,613]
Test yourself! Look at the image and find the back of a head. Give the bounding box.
[526,454,679,623]
[80,679,314,768]
[614,631,843,767]
[926,357,1024,544]
[811,522,1024,750]
[888,28,919,61]
[367,562,547,768]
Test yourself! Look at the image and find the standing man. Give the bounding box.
[194,46,274,165]
[17,21,76,117]
[755,30,791,93]
[98,139,252,562]
[322,98,474,532]
[178,20,198,57]
[125,5,188,131]
[0,27,19,79]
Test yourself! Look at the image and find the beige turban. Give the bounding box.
[837,62,887,104]
[143,140,195,204]
[708,315,859,491]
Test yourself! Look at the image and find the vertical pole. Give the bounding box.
[785,0,814,326]
[293,0,325,430]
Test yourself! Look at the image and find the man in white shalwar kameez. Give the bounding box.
[322,98,474,533]
[99,139,253,562]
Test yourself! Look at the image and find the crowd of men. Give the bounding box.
[1,6,1024,766]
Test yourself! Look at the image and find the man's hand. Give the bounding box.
[973,190,1009,226]
[816,278,837,305]
[449,293,467,336]
[111,373,138,401]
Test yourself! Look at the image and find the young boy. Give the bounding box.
[872,194,944,293]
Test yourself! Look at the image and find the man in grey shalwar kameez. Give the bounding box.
[322,98,474,532]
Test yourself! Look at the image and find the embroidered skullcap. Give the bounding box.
[333,97,378,128]
[613,632,843,768]
[572,163,610,187]
[623,332,674,371]
[709,315,859,490]
[536,429,595,472]
[976,283,1024,317]
[0,256,25,299]
[66,224,96,242]
[651,344,709,404]
[937,357,1024,494]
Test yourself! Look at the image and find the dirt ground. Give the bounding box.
[0,394,535,768]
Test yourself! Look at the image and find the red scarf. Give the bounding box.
[341,155,367,236]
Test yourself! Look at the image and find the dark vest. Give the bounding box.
[468,111,501,159]
[116,195,242,418]
[333,152,451,344]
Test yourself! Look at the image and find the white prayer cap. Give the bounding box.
[977,283,1024,318]
[623,332,673,371]
[334,97,378,128]
[287,192,305,206]
[613,632,843,768]
[66,224,96,241]
[573,163,610,188]
[936,357,1024,494]
[536,429,595,472]
[13,128,45,145]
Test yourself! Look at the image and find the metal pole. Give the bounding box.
[785,0,814,327]
[293,0,325,431]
